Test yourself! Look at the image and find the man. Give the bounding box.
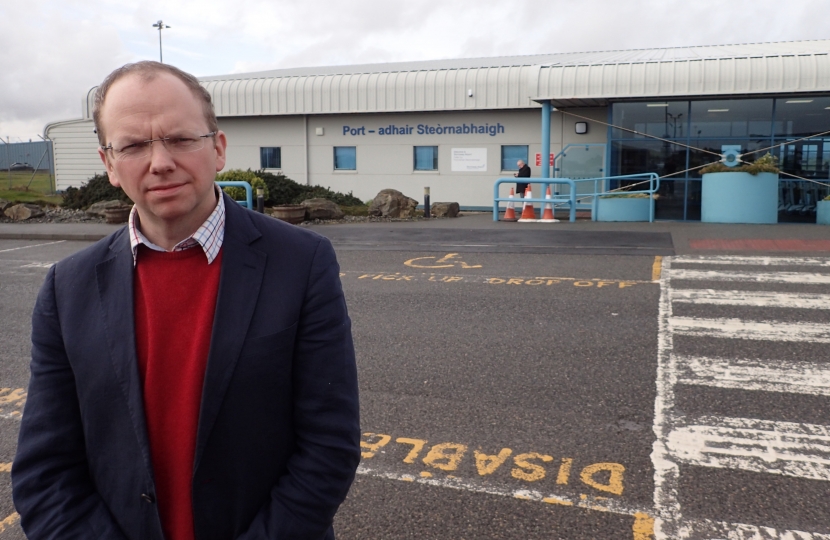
[12,61,360,540]
[514,159,531,196]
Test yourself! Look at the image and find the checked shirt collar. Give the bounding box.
[128,185,225,266]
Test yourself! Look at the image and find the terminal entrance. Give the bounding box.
[605,97,830,222]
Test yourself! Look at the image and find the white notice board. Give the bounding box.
[451,148,487,172]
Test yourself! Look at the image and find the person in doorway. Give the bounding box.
[12,61,360,540]
[514,159,531,196]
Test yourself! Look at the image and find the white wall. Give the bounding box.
[46,119,104,191]
[220,108,608,208]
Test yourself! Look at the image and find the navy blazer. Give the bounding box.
[12,194,361,540]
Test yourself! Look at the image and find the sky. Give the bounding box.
[1,0,827,142]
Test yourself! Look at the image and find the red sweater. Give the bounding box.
[135,245,223,540]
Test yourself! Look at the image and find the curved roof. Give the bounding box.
[83,40,830,119]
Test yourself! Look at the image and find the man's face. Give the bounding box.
[97,72,226,231]
[517,160,524,168]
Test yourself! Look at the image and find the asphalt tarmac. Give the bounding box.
[0,216,828,539]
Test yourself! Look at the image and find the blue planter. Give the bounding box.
[596,197,653,222]
[818,201,830,225]
[701,172,778,224]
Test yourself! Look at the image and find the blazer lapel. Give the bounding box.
[95,230,154,475]
[194,199,266,469]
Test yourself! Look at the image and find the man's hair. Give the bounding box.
[92,61,218,145]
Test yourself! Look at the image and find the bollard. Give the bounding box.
[256,188,264,213]
[424,186,430,218]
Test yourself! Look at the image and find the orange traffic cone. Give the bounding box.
[540,186,559,223]
[502,188,517,221]
[518,185,537,222]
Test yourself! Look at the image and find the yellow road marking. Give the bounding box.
[0,463,11,473]
[633,512,655,539]
[350,271,652,288]
[404,253,482,269]
[0,513,19,533]
[652,256,663,282]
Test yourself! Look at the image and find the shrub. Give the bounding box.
[599,193,651,198]
[62,173,131,209]
[254,170,307,206]
[700,152,780,176]
[289,186,363,206]
[217,169,268,203]
[252,170,364,207]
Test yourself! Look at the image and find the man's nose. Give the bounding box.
[148,140,176,172]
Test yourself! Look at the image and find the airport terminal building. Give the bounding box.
[47,40,830,220]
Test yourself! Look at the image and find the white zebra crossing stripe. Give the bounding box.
[675,354,830,397]
[674,255,830,267]
[666,416,830,482]
[674,518,830,540]
[670,317,830,343]
[670,289,830,309]
[653,255,830,538]
[669,269,830,284]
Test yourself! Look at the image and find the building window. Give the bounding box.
[501,145,528,171]
[334,146,356,170]
[260,147,281,169]
[414,146,438,170]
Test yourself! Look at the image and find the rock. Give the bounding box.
[0,198,10,213]
[86,200,127,217]
[430,202,460,218]
[368,189,419,218]
[301,198,344,220]
[4,203,45,221]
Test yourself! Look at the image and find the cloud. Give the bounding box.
[1,0,828,139]
[0,1,134,138]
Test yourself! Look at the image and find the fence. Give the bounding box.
[0,140,54,173]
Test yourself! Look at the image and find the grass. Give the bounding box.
[0,171,62,206]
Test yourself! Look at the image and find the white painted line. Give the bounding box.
[670,288,830,309]
[674,517,830,539]
[675,354,830,397]
[670,317,830,343]
[652,256,683,540]
[674,255,830,267]
[356,464,648,518]
[17,262,55,269]
[667,416,830,482]
[670,268,830,284]
[0,240,65,254]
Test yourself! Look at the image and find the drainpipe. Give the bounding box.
[541,100,552,200]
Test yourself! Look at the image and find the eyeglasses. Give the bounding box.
[101,132,216,161]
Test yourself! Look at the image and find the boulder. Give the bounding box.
[369,189,419,218]
[0,198,11,213]
[430,202,460,218]
[4,203,44,221]
[301,198,344,220]
[86,199,127,217]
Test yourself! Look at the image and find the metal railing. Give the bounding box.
[493,173,660,222]
[493,178,577,221]
[215,181,253,209]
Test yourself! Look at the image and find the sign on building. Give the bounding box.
[451,148,487,172]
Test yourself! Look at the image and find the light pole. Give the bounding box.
[152,20,170,63]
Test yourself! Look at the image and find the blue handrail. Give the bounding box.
[583,173,660,222]
[493,173,660,222]
[493,178,577,222]
[215,181,254,209]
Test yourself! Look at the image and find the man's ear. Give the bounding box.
[214,131,228,172]
[98,147,120,187]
